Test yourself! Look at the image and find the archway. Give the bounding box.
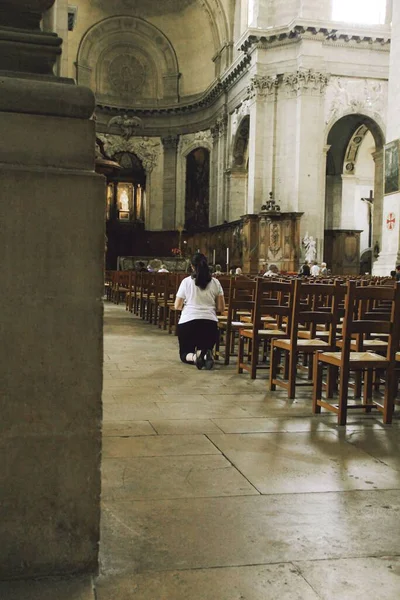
[185,147,210,231]
[324,113,385,274]
[229,116,249,221]
[105,151,147,268]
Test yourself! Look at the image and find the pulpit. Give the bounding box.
[258,210,303,273]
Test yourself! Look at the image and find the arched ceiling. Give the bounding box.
[91,0,229,47]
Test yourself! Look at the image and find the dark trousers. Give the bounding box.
[178,319,218,363]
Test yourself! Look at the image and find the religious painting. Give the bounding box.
[185,147,210,231]
[384,140,400,195]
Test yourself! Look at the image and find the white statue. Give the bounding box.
[303,233,317,263]
[119,189,130,211]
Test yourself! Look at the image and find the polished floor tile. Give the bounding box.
[102,434,220,458]
[208,432,400,494]
[96,563,319,600]
[295,556,400,600]
[150,419,223,434]
[102,454,257,500]
[100,490,400,575]
[102,421,156,437]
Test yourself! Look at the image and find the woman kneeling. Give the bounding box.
[175,253,225,370]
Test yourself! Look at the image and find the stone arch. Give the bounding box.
[324,113,385,274]
[76,16,180,106]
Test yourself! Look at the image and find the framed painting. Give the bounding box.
[384,140,400,195]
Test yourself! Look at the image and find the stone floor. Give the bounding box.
[2,302,400,599]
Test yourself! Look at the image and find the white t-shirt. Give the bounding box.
[176,276,224,324]
[310,265,321,276]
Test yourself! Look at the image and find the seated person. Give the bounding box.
[158,264,169,273]
[214,264,223,276]
[263,264,279,277]
[235,267,243,275]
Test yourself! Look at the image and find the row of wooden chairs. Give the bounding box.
[105,270,400,425]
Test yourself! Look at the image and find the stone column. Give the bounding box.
[246,75,278,215]
[0,0,104,579]
[372,149,384,269]
[374,0,400,273]
[161,135,178,230]
[281,70,329,260]
[211,115,228,225]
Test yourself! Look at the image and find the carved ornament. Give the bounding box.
[99,133,161,173]
[179,130,213,154]
[108,114,143,139]
[247,75,279,100]
[283,70,329,96]
[325,77,387,124]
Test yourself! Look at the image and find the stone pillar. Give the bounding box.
[0,0,104,579]
[161,135,178,230]
[281,70,329,259]
[211,115,228,225]
[372,149,384,269]
[374,0,400,273]
[246,75,278,215]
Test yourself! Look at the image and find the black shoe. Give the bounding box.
[204,350,214,370]
[195,350,205,370]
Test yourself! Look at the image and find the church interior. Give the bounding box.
[2,0,400,598]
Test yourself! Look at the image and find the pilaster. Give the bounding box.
[161,135,178,230]
[246,75,278,214]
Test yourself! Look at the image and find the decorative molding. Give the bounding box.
[107,115,143,139]
[283,70,329,96]
[98,134,161,173]
[325,76,387,124]
[178,130,213,155]
[240,23,390,53]
[211,114,228,140]
[246,75,279,100]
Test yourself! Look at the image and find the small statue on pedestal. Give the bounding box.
[303,232,317,263]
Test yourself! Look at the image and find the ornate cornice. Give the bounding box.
[239,23,390,53]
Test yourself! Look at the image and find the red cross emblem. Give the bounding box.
[387,213,396,231]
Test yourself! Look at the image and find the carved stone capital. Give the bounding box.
[283,70,329,96]
[247,75,279,100]
[211,114,228,140]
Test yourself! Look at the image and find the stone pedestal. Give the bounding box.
[0,0,103,580]
[324,230,363,275]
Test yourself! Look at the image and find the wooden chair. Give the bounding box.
[313,281,400,425]
[237,278,295,379]
[104,270,114,301]
[111,271,131,305]
[270,280,345,399]
[216,278,256,364]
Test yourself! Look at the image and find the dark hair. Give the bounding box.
[397,265,400,271]
[191,253,211,290]
[391,270,396,277]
